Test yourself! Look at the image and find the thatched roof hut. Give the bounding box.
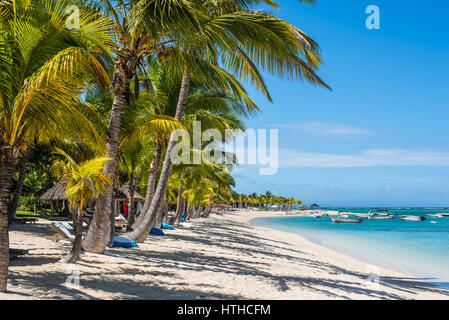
[40,179,69,201]
[34,184,54,198]
[40,178,127,201]
[119,183,145,202]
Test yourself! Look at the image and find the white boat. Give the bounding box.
[368,209,392,216]
[399,215,426,221]
[313,212,329,218]
[435,213,449,217]
[426,214,444,218]
[331,215,362,223]
[368,214,395,220]
[353,213,371,218]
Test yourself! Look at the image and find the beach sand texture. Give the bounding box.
[2,210,449,300]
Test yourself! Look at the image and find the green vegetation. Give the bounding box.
[0,0,328,292]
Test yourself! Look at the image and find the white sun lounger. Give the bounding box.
[48,221,86,242]
[179,222,199,229]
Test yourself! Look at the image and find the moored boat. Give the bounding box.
[426,214,444,218]
[368,209,392,216]
[331,215,362,223]
[435,213,449,217]
[313,214,329,218]
[368,214,395,220]
[353,213,371,218]
[399,215,426,221]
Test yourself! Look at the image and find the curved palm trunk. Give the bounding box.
[172,176,185,224]
[162,197,169,223]
[131,142,162,229]
[127,70,191,242]
[155,192,168,228]
[8,159,28,223]
[60,206,83,263]
[126,174,137,231]
[0,157,16,292]
[82,74,130,253]
[202,205,212,218]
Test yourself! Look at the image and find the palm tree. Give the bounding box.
[0,0,111,292]
[79,0,202,254]
[51,149,111,263]
[129,0,329,242]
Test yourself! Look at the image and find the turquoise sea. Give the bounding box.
[251,208,449,288]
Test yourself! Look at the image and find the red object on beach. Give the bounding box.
[124,200,128,218]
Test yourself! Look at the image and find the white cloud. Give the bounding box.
[276,121,374,137]
[278,148,449,168]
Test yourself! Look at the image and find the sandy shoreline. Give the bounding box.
[1,210,448,300]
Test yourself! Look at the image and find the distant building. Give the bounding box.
[310,204,320,209]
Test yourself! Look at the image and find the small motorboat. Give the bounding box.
[426,214,444,218]
[353,213,371,218]
[399,215,426,221]
[331,215,362,223]
[368,209,392,216]
[368,214,395,220]
[313,212,329,218]
[435,213,449,217]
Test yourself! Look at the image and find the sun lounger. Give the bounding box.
[112,236,138,248]
[161,221,174,230]
[115,213,127,226]
[179,222,199,229]
[150,227,164,236]
[47,221,86,242]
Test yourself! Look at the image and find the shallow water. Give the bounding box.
[251,208,449,288]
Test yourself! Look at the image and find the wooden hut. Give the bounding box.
[310,203,320,209]
[119,183,145,202]
[40,178,128,217]
[118,183,145,217]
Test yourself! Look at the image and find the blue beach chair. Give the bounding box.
[161,221,174,230]
[150,227,164,236]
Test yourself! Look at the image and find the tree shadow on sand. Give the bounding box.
[7,216,449,299]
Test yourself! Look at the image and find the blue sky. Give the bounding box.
[232,0,449,207]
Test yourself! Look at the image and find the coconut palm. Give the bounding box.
[0,0,112,292]
[78,0,202,253]
[132,0,329,243]
[51,149,111,263]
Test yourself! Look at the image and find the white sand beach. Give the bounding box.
[1,210,449,300]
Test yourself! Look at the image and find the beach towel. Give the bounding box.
[161,221,174,230]
[112,236,138,248]
[150,227,164,236]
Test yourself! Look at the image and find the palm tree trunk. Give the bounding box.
[127,70,191,242]
[131,142,162,229]
[172,172,185,224]
[0,158,16,292]
[174,199,186,224]
[82,73,131,253]
[126,173,137,231]
[202,205,212,218]
[162,196,169,223]
[60,205,83,263]
[8,165,25,223]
